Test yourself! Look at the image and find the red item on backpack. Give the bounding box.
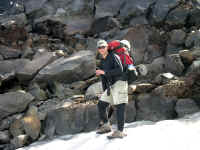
[108,40,133,65]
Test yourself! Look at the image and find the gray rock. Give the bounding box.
[21,115,41,141]
[165,6,189,28]
[169,29,186,46]
[130,16,149,26]
[95,0,124,18]
[188,7,200,28]
[0,13,28,47]
[44,103,86,136]
[10,135,29,149]
[26,0,94,35]
[0,59,29,82]
[0,91,34,120]
[185,30,200,49]
[143,57,166,78]
[28,83,47,101]
[136,93,176,121]
[85,82,103,100]
[154,73,177,85]
[191,49,200,60]
[9,106,41,141]
[0,13,27,27]
[119,0,156,19]
[144,44,163,63]
[34,50,96,84]
[0,45,21,59]
[82,104,99,132]
[165,54,185,76]
[149,0,180,24]
[175,98,200,118]
[186,60,200,74]
[153,79,191,98]
[90,17,120,35]
[16,52,57,82]
[24,0,49,15]
[179,50,194,66]
[0,130,10,144]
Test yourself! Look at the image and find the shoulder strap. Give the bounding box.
[113,54,124,72]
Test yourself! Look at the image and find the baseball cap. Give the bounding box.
[120,40,131,51]
[97,40,108,48]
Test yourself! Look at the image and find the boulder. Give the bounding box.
[165,54,185,76]
[179,50,194,66]
[30,0,94,36]
[10,135,29,149]
[0,59,29,82]
[119,0,156,19]
[134,83,156,93]
[85,82,103,100]
[44,103,87,137]
[0,13,28,48]
[95,0,124,18]
[28,83,47,101]
[0,45,21,59]
[185,30,200,49]
[0,91,34,120]
[165,5,189,28]
[21,114,41,141]
[188,7,200,27]
[136,93,176,121]
[175,98,200,118]
[153,72,178,85]
[89,17,120,35]
[153,80,192,98]
[0,130,10,144]
[16,52,57,82]
[9,106,41,141]
[149,0,180,24]
[186,60,200,74]
[34,50,96,84]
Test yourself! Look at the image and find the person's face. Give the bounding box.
[98,46,108,56]
[124,48,129,55]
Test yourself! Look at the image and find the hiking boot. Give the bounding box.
[107,130,127,139]
[97,121,104,129]
[96,123,111,134]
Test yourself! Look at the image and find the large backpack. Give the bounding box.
[108,40,138,83]
[108,40,133,65]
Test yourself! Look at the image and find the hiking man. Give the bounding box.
[105,39,138,123]
[95,39,128,139]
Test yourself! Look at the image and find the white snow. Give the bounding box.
[18,112,200,150]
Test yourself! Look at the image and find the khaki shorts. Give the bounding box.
[100,80,128,105]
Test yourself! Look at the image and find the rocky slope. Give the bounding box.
[0,0,200,149]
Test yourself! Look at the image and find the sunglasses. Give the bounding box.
[98,46,106,49]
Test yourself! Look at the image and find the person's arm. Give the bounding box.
[96,68,108,91]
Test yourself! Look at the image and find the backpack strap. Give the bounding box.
[113,54,124,72]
